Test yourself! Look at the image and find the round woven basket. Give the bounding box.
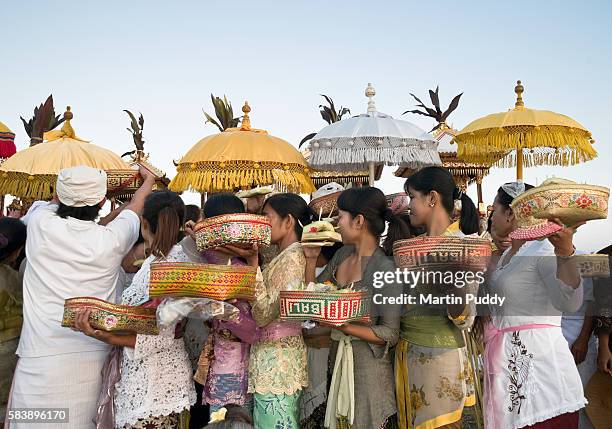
[194,213,271,251]
[511,178,609,227]
[393,235,492,272]
[309,191,342,218]
[149,262,257,301]
[279,290,370,326]
[62,297,158,335]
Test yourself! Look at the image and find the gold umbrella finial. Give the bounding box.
[240,101,251,131]
[514,80,525,109]
[60,106,76,138]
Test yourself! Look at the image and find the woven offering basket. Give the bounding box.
[393,235,492,272]
[575,254,610,278]
[61,297,158,335]
[194,213,271,252]
[309,191,342,218]
[149,262,256,301]
[511,178,609,227]
[279,290,370,326]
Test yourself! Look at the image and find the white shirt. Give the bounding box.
[487,240,587,428]
[114,245,196,427]
[17,203,140,358]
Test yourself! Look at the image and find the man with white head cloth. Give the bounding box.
[7,165,155,429]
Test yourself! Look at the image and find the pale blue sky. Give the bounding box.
[2,1,611,250]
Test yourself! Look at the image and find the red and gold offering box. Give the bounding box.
[393,235,492,272]
[279,290,370,326]
[106,169,143,198]
[149,262,256,301]
[62,297,158,335]
[194,213,271,251]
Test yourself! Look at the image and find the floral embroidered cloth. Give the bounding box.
[248,241,308,396]
[114,245,197,428]
[486,239,587,428]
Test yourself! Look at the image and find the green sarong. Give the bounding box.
[253,391,301,429]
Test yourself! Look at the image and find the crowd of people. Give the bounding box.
[0,164,611,429]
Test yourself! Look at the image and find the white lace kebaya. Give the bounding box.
[113,245,197,428]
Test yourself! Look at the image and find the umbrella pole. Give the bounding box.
[516,148,523,181]
[368,162,375,186]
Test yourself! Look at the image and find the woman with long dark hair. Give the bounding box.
[303,186,408,429]
[75,191,196,428]
[195,193,258,418]
[484,182,586,428]
[243,193,312,428]
[395,166,480,429]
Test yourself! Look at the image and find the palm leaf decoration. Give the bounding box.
[403,86,462,133]
[299,94,351,147]
[203,94,241,132]
[122,110,145,158]
[20,95,65,146]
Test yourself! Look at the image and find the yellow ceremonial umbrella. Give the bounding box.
[0,107,129,200]
[170,102,315,194]
[454,81,597,180]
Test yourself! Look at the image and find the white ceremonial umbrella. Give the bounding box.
[307,83,442,185]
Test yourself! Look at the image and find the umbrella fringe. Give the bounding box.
[0,173,56,201]
[169,169,315,194]
[308,147,442,171]
[455,127,597,166]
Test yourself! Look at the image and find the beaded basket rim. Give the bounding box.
[63,296,157,316]
[280,289,368,299]
[508,220,563,241]
[392,235,492,252]
[193,213,271,232]
[150,261,257,274]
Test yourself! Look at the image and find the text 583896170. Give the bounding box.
[8,408,69,423]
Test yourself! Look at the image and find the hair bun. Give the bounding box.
[383,208,394,222]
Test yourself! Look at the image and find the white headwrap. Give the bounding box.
[56,166,107,207]
[501,181,526,200]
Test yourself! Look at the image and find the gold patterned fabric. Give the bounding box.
[248,242,308,396]
[149,262,256,301]
[61,297,159,335]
